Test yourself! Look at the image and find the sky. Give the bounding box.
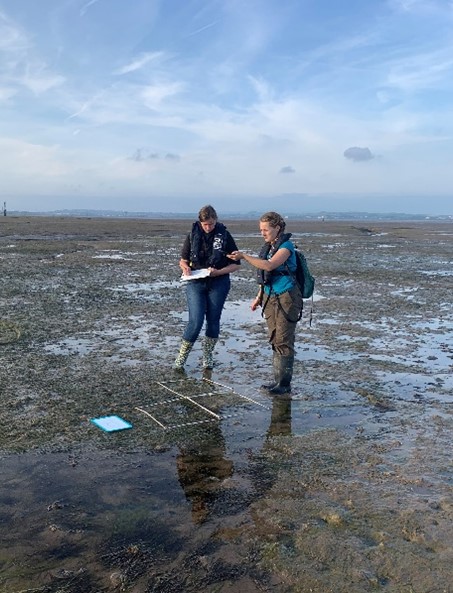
[1,0,453,215]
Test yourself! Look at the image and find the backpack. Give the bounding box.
[289,248,315,299]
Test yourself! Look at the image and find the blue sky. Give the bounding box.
[1,0,452,214]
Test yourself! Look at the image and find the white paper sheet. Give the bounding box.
[180,268,211,281]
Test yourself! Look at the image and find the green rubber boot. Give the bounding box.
[268,354,294,395]
[261,351,279,390]
[202,337,218,369]
[174,339,194,370]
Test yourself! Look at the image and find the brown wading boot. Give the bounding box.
[173,339,194,370]
[268,354,294,395]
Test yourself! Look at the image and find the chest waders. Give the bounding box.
[257,235,296,395]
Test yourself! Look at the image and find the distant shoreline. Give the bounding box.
[3,210,452,222]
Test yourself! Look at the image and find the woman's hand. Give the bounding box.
[251,289,263,311]
[227,251,243,261]
[251,296,261,311]
[179,259,192,276]
[228,248,289,271]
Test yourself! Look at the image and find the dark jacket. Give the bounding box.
[181,222,240,270]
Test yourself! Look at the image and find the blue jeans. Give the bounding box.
[183,275,231,342]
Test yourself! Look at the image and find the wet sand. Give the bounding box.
[0,216,452,592]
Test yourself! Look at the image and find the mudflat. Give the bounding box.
[1,216,452,593]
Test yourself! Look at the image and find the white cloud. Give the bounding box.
[388,0,453,15]
[187,20,219,38]
[21,68,65,94]
[389,0,423,11]
[0,11,29,51]
[0,12,64,96]
[80,0,102,17]
[386,50,453,93]
[0,138,72,179]
[248,75,273,102]
[141,82,185,108]
[113,51,166,75]
[0,86,17,102]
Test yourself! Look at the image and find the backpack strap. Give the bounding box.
[261,291,271,317]
[258,234,303,323]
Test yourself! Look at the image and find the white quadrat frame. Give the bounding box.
[135,378,269,430]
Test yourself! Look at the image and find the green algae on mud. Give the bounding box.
[0,217,452,592]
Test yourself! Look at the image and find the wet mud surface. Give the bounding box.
[0,216,452,592]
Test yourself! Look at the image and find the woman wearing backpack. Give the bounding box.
[228,211,302,394]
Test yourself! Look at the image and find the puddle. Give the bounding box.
[43,337,97,356]
[420,269,453,276]
[1,448,203,590]
[375,370,453,403]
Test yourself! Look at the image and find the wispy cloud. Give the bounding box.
[80,0,102,17]
[187,20,219,37]
[390,0,423,11]
[68,97,98,120]
[114,52,166,75]
[21,66,65,94]
[386,50,453,92]
[0,11,64,95]
[248,75,273,102]
[0,86,16,102]
[0,11,29,51]
[141,82,185,109]
[0,137,71,178]
[388,0,451,14]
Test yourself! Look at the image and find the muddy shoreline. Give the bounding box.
[0,216,452,592]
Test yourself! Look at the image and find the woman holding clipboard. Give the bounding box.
[174,205,240,371]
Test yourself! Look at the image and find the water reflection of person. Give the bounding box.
[176,425,234,525]
[266,395,292,439]
[252,396,293,498]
